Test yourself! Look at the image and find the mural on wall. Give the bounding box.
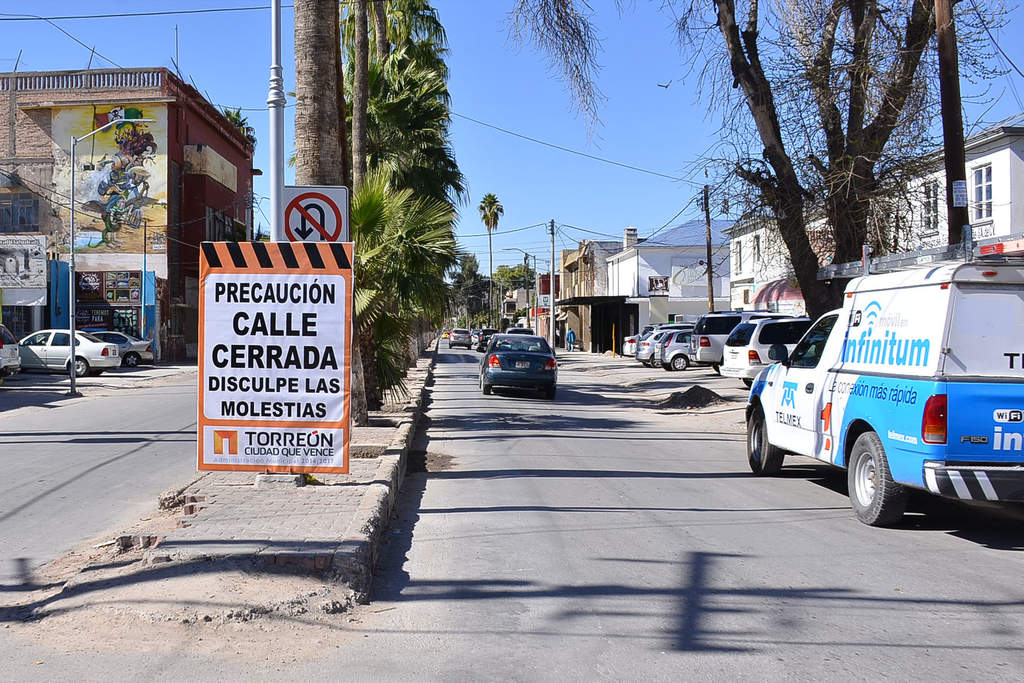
[53,104,167,253]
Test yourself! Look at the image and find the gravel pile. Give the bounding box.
[657,385,726,410]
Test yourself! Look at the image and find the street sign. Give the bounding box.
[537,294,551,307]
[198,240,353,474]
[283,185,349,243]
[952,180,968,208]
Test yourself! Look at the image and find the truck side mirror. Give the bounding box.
[768,343,789,363]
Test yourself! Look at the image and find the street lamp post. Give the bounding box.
[68,117,153,395]
[502,247,537,331]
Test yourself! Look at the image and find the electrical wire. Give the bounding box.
[452,112,702,187]
[458,221,547,238]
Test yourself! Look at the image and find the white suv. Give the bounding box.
[720,317,811,386]
[690,311,789,372]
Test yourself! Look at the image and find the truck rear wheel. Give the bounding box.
[747,408,784,475]
[848,431,907,526]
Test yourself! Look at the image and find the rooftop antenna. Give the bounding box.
[86,46,96,70]
[13,49,22,72]
[175,25,179,70]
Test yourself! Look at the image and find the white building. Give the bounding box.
[606,222,731,330]
[727,112,1024,312]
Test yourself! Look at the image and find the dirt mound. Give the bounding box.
[657,385,726,410]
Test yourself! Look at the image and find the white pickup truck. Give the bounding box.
[746,262,1024,526]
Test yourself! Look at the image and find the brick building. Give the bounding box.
[0,67,255,359]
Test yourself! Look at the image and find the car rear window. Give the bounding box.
[758,320,811,345]
[453,329,469,335]
[695,315,741,335]
[482,328,498,335]
[493,338,551,353]
[725,323,756,346]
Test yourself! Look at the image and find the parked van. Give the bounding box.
[721,317,811,386]
[746,262,1024,526]
[690,311,788,372]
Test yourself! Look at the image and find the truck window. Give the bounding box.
[789,314,838,369]
[946,284,1024,377]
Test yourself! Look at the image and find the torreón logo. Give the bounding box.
[842,301,930,367]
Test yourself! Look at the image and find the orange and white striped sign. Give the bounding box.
[197,240,353,474]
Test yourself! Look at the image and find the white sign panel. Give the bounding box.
[283,185,350,243]
[537,294,551,307]
[0,234,46,289]
[198,241,353,474]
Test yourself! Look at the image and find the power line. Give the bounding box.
[458,221,547,238]
[452,112,703,187]
[6,13,126,69]
[0,7,292,21]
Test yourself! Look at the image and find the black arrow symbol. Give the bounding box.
[293,202,324,240]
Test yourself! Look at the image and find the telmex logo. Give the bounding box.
[213,430,239,455]
[842,301,930,367]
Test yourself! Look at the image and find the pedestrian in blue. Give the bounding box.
[566,328,577,352]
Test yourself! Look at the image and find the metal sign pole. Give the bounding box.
[268,0,286,241]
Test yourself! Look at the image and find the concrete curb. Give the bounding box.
[330,340,436,601]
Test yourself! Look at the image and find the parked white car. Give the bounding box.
[19,329,120,377]
[91,330,154,367]
[0,323,21,377]
[720,317,811,386]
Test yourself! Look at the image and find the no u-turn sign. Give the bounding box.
[283,185,349,242]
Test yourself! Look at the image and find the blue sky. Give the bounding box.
[3,1,1023,272]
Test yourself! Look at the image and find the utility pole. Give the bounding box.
[935,0,970,245]
[549,219,556,351]
[267,0,286,240]
[704,184,714,312]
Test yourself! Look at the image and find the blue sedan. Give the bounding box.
[479,334,557,400]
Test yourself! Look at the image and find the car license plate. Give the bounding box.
[515,361,530,369]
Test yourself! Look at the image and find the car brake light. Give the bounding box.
[699,336,711,347]
[748,350,761,364]
[102,347,110,356]
[487,354,501,368]
[922,394,947,444]
[544,358,557,370]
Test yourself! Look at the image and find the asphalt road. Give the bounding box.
[319,347,1024,681]
[4,349,1024,681]
[0,371,198,585]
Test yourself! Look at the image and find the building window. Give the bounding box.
[205,206,234,242]
[0,193,40,233]
[923,180,940,234]
[734,242,743,273]
[973,164,992,221]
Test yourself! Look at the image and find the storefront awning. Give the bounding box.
[752,279,804,306]
[555,295,626,306]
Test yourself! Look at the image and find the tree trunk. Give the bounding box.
[352,0,369,191]
[335,0,351,188]
[295,0,368,425]
[371,0,389,62]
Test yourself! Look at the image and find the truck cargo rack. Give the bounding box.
[818,228,1024,280]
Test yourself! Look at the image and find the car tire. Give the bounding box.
[71,357,90,378]
[848,431,907,526]
[480,375,492,395]
[747,407,784,476]
[543,386,556,400]
[671,355,689,371]
[712,363,721,375]
[123,352,140,368]
[742,378,753,388]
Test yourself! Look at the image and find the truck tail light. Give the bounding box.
[922,394,947,444]
[748,350,761,364]
[487,354,501,368]
[544,358,557,370]
[101,347,110,357]
[699,336,711,347]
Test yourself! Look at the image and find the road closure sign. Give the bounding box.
[197,240,353,474]
[283,185,349,243]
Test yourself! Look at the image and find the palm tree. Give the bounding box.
[221,107,257,147]
[352,168,458,401]
[294,0,367,425]
[477,193,503,327]
[352,0,369,191]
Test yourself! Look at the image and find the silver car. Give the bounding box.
[636,330,673,367]
[659,329,694,371]
[19,329,120,377]
[92,331,154,367]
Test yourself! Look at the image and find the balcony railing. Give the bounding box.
[0,68,165,93]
